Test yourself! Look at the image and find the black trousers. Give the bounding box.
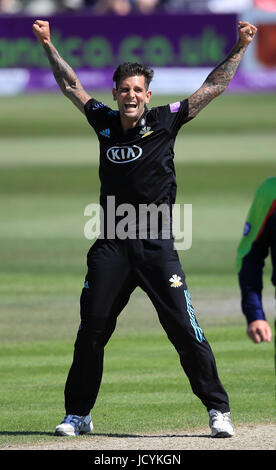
[64,238,230,416]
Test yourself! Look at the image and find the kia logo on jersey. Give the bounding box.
[106,145,143,164]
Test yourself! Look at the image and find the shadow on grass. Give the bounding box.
[0,431,53,437]
[0,431,210,439]
[93,433,211,439]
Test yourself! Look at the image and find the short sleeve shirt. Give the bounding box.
[84,98,192,209]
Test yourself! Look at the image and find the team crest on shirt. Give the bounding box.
[139,126,153,138]
[169,274,183,288]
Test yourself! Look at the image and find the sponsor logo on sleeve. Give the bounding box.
[170,101,181,113]
[92,102,107,110]
[243,221,251,236]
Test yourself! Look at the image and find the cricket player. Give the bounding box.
[237,177,275,344]
[33,19,257,438]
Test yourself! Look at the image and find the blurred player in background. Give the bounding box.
[237,177,275,344]
[33,18,257,438]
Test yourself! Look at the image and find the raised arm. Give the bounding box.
[32,20,91,114]
[188,21,257,119]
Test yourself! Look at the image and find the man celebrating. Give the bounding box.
[33,19,257,438]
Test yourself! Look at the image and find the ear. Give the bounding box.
[112,87,117,101]
[145,90,152,104]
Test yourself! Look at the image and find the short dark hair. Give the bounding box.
[113,62,154,90]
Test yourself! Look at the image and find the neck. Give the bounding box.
[120,116,139,132]
[120,107,145,132]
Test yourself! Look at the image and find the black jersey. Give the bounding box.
[84,98,192,237]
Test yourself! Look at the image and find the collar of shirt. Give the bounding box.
[115,106,149,140]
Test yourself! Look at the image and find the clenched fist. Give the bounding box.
[238,21,257,46]
[247,320,272,344]
[32,20,51,44]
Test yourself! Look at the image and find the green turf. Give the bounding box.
[0,328,274,446]
[0,92,275,137]
[0,92,275,447]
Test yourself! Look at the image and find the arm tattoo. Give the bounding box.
[188,44,246,118]
[43,41,89,113]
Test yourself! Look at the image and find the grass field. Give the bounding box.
[0,91,275,447]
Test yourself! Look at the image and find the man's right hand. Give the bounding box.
[247,319,272,343]
[32,20,50,45]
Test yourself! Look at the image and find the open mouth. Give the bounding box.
[124,103,137,111]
